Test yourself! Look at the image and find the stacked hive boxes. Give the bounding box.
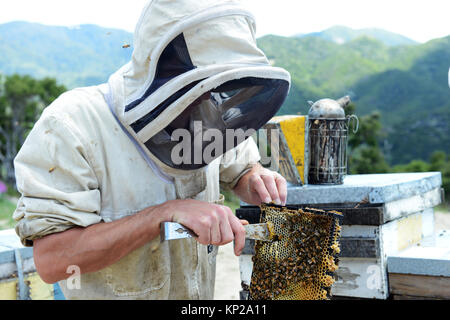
[387,229,450,299]
[237,172,443,299]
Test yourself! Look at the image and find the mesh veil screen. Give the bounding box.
[249,204,343,300]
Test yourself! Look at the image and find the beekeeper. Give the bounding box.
[13,0,291,300]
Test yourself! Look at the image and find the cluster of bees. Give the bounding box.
[249,204,342,300]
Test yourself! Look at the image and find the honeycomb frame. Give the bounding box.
[249,203,343,300]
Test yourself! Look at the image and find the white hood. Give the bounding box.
[107,0,291,177]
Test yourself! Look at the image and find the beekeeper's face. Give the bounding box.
[144,76,287,170]
[167,92,212,132]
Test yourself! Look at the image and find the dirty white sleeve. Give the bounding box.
[219,137,261,191]
[13,113,102,247]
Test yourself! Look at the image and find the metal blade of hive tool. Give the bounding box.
[160,222,198,242]
[160,222,273,242]
[245,223,273,242]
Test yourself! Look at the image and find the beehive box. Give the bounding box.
[236,172,443,300]
[0,229,62,300]
[387,230,450,300]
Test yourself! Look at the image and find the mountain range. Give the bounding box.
[0,21,133,88]
[294,25,418,46]
[0,21,449,164]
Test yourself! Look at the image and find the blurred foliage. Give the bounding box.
[346,103,449,203]
[346,103,390,174]
[0,74,66,184]
[391,151,450,205]
[222,189,241,214]
[0,195,17,229]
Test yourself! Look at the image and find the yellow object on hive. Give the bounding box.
[262,115,308,185]
[28,273,54,300]
[0,279,17,300]
[0,273,54,300]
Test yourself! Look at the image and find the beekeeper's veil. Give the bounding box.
[107,0,290,176]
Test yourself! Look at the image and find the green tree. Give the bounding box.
[429,151,450,203]
[391,159,430,173]
[440,161,450,204]
[0,74,66,185]
[391,151,450,204]
[346,104,390,174]
[429,151,446,172]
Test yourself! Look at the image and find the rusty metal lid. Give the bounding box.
[308,96,351,119]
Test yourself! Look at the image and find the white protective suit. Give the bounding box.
[13,0,290,300]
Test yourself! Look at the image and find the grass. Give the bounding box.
[0,195,17,230]
[222,190,241,214]
[436,203,450,214]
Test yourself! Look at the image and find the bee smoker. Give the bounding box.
[307,96,358,185]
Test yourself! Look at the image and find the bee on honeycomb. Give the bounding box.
[249,204,343,300]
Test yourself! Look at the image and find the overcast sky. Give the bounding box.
[0,0,448,43]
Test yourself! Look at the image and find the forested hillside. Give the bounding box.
[0,21,132,88]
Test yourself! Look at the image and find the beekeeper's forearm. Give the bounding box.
[33,204,170,284]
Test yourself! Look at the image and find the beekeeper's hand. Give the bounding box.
[233,163,287,206]
[162,199,247,256]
